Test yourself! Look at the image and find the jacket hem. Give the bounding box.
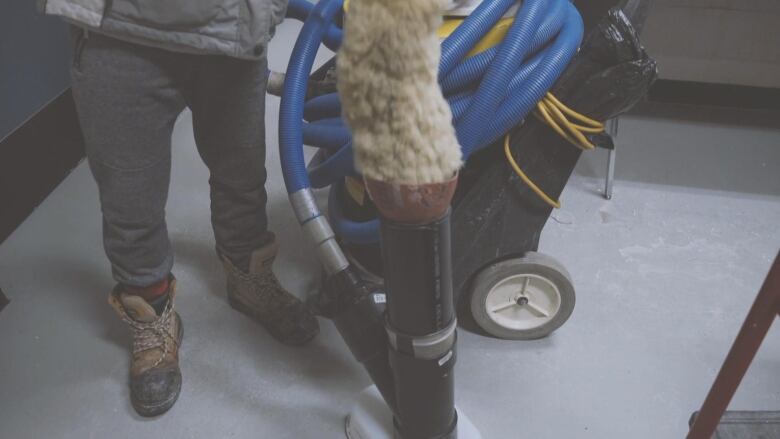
[44,0,104,28]
[99,17,266,60]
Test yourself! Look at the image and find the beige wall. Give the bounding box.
[642,0,780,87]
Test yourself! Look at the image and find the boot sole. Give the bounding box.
[132,389,181,417]
[228,295,318,346]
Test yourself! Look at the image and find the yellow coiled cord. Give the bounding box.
[504,93,605,208]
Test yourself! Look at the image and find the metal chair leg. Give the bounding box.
[604,118,618,200]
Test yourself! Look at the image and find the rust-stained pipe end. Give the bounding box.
[364,174,458,225]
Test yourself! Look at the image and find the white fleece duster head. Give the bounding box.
[337,0,463,185]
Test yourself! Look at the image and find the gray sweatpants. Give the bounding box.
[70,28,272,287]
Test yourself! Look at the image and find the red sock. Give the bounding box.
[123,277,170,302]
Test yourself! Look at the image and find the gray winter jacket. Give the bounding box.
[38,0,288,60]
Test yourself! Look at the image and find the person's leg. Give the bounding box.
[71,29,185,290]
[184,54,319,345]
[186,55,271,269]
[70,27,186,416]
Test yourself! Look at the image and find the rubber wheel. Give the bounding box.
[470,252,575,340]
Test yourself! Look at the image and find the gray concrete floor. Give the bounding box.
[2,21,780,439]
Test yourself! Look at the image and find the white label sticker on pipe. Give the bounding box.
[373,293,386,304]
[438,350,453,366]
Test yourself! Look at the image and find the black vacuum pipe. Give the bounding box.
[318,266,398,412]
[381,214,458,439]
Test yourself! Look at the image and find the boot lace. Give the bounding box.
[115,298,176,369]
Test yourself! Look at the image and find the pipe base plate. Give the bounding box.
[345,386,482,439]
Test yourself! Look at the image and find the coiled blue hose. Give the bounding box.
[287,0,343,51]
[278,0,344,195]
[304,93,342,121]
[455,0,551,154]
[303,122,351,150]
[279,0,584,243]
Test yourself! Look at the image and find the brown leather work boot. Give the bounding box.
[221,236,319,346]
[108,278,183,417]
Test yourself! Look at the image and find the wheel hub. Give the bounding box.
[484,273,562,331]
